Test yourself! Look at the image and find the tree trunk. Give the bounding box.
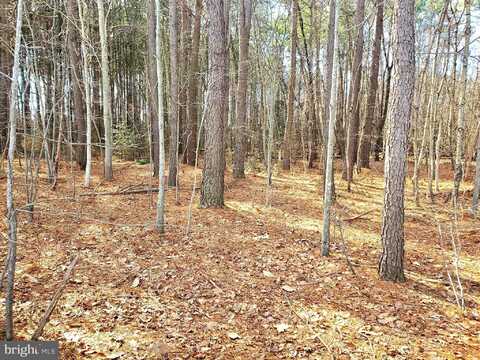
[472,130,480,215]
[184,0,203,166]
[358,0,383,169]
[452,0,471,206]
[77,0,93,187]
[378,0,415,282]
[322,0,340,257]
[345,0,365,190]
[321,0,336,192]
[233,0,253,178]
[155,0,166,232]
[374,62,392,161]
[148,0,160,176]
[0,44,12,155]
[179,1,191,161]
[5,0,23,340]
[168,0,179,187]
[97,0,113,180]
[200,0,227,208]
[67,0,86,170]
[281,0,298,171]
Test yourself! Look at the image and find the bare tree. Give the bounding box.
[168,0,179,187]
[67,0,86,170]
[5,0,24,340]
[200,0,227,208]
[472,129,480,215]
[97,0,113,180]
[378,0,415,282]
[77,0,93,187]
[345,0,365,190]
[358,0,383,169]
[452,0,471,205]
[322,0,340,257]
[281,0,298,171]
[147,0,160,176]
[233,0,253,179]
[156,0,166,232]
[184,0,203,166]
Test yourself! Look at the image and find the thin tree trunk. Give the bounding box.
[148,0,160,176]
[472,129,480,215]
[452,0,471,206]
[77,0,93,187]
[322,0,340,257]
[5,0,23,340]
[97,0,113,180]
[233,0,253,178]
[67,0,86,170]
[345,0,365,191]
[168,0,179,187]
[155,0,166,232]
[358,0,383,169]
[184,0,203,166]
[281,0,298,171]
[374,61,392,161]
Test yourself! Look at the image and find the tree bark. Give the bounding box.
[233,0,253,178]
[378,0,415,282]
[200,0,227,208]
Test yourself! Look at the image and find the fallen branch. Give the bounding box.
[81,186,200,197]
[334,216,357,276]
[80,188,162,197]
[31,255,79,340]
[342,209,374,223]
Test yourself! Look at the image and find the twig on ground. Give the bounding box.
[333,215,357,277]
[80,187,173,197]
[283,293,332,353]
[31,255,80,340]
[342,209,374,222]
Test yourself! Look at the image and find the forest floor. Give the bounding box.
[0,158,479,359]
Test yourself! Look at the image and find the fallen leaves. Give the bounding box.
[262,270,274,278]
[5,161,480,359]
[131,277,140,288]
[227,332,241,340]
[275,323,290,333]
[281,285,296,293]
